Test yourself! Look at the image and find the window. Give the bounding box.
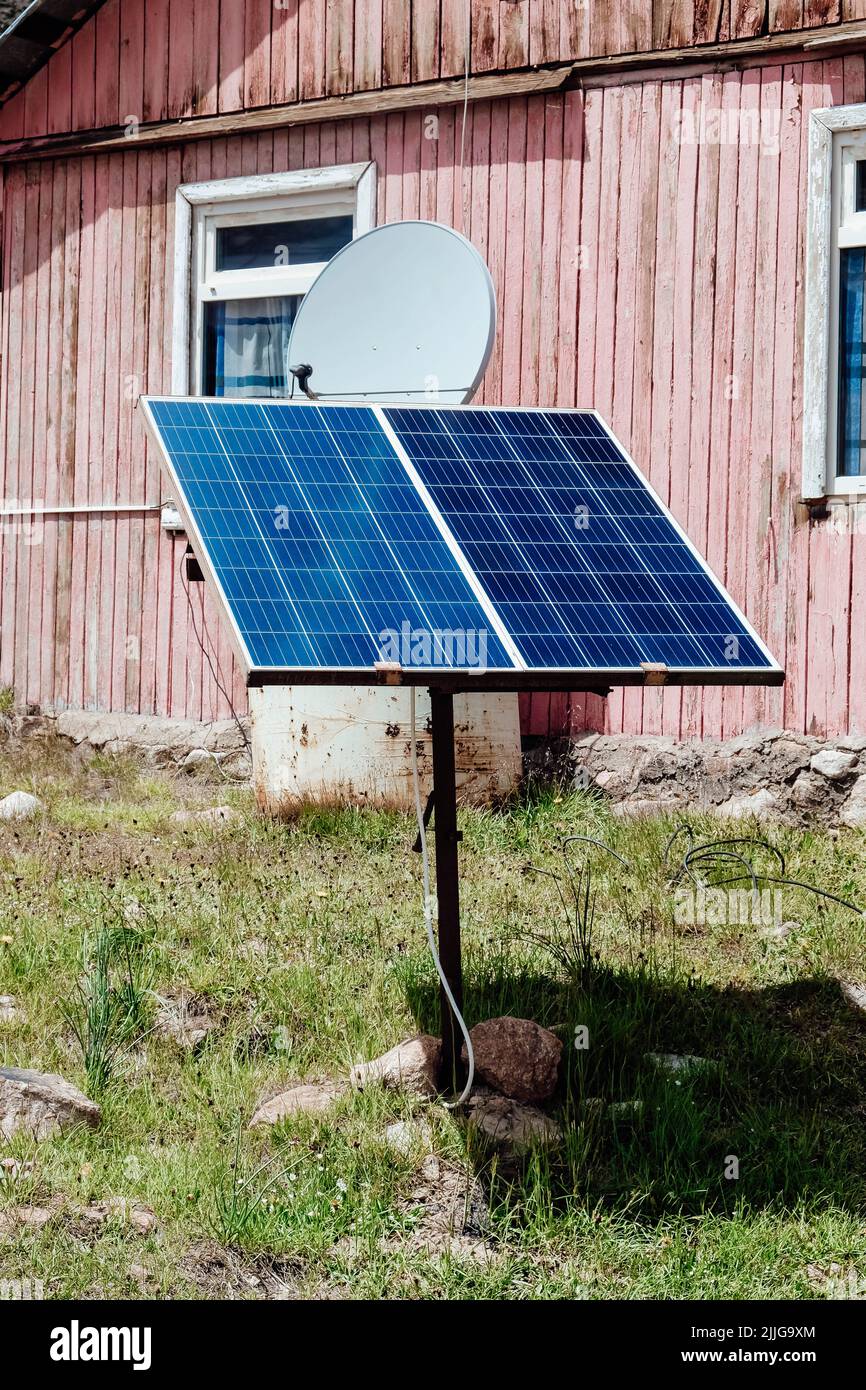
[172,164,376,400]
[805,108,866,498]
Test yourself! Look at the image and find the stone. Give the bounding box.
[0,995,18,1022]
[790,771,826,808]
[811,748,858,782]
[0,790,43,820]
[841,775,866,828]
[646,1052,716,1075]
[716,788,778,821]
[465,1088,562,1154]
[170,804,237,827]
[0,1204,57,1238]
[218,749,253,780]
[383,1118,433,1157]
[182,748,220,774]
[462,1016,562,1103]
[837,735,866,753]
[154,995,219,1051]
[838,978,866,1013]
[612,798,681,819]
[350,1034,442,1099]
[79,1198,156,1234]
[249,1082,342,1127]
[0,1067,100,1140]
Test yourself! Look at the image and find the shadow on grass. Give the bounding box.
[399,956,866,1221]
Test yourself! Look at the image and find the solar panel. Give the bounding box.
[140,397,782,689]
[143,398,514,673]
[382,406,773,674]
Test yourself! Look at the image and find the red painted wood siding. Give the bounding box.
[1,59,861,736]
[1,0,864,141]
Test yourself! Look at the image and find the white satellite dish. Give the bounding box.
[287,220,496,404]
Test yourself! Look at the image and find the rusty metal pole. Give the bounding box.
[429,687,464,1094]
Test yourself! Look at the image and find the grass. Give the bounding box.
[1,735,865,1300]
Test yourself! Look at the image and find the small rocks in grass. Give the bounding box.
[465,1088,562,1155]
[0,791,44,821]
[249,1081,342,1127]
[462,1016,562,1103]
[0,1203,57,1238]
[80,1198,157,1234]
[646,1052,716,1076]
[0,995,19,1023]
[0,1066,100,1140]
[383,1118,433,1157]
[154,994,219,1051]
[838,977,866,1013]
[350,1035,441,1099]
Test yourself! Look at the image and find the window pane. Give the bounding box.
[203,296,299,398]
[215,215,353,271]
[857,161,866,213]
[838,249,866,477]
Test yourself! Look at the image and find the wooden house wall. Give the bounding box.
[0,15,863,738]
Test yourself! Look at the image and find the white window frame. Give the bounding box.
[171,162,377,397]
[804,105,866,499]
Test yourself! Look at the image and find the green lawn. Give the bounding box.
[1,736,865,1300]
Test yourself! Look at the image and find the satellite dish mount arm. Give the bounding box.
[289,363,318,400]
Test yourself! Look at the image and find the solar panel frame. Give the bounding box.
[139,396,784,692]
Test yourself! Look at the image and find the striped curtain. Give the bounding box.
[207,296,298,398]
[839,249,866,477]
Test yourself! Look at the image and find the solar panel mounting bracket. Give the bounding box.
[640,662,669,686]
[374,661,403,685]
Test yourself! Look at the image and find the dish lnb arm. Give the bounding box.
[289,363,317,399]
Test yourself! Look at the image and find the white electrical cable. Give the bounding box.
[410,686,474,1108]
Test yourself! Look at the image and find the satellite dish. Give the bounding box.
[287,220,496,404]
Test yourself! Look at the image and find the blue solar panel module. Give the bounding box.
[140,397,516,679]
[380,404,782,683]
[140,396,783,692]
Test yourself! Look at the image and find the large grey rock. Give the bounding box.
[841,775,866,828]
[811,749,858,782]
[838,978,866,1013]
[716,788,778,821]
[0,1067,100,1139]
[350,1035,442,1099]
[182,748,219,774]
[0,790,43,820]
[0,995,19,1022]
[462,1016,562,1103]
[249,1082,342,1127]
[465,1088,562,1154]
[791,771,826,808]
